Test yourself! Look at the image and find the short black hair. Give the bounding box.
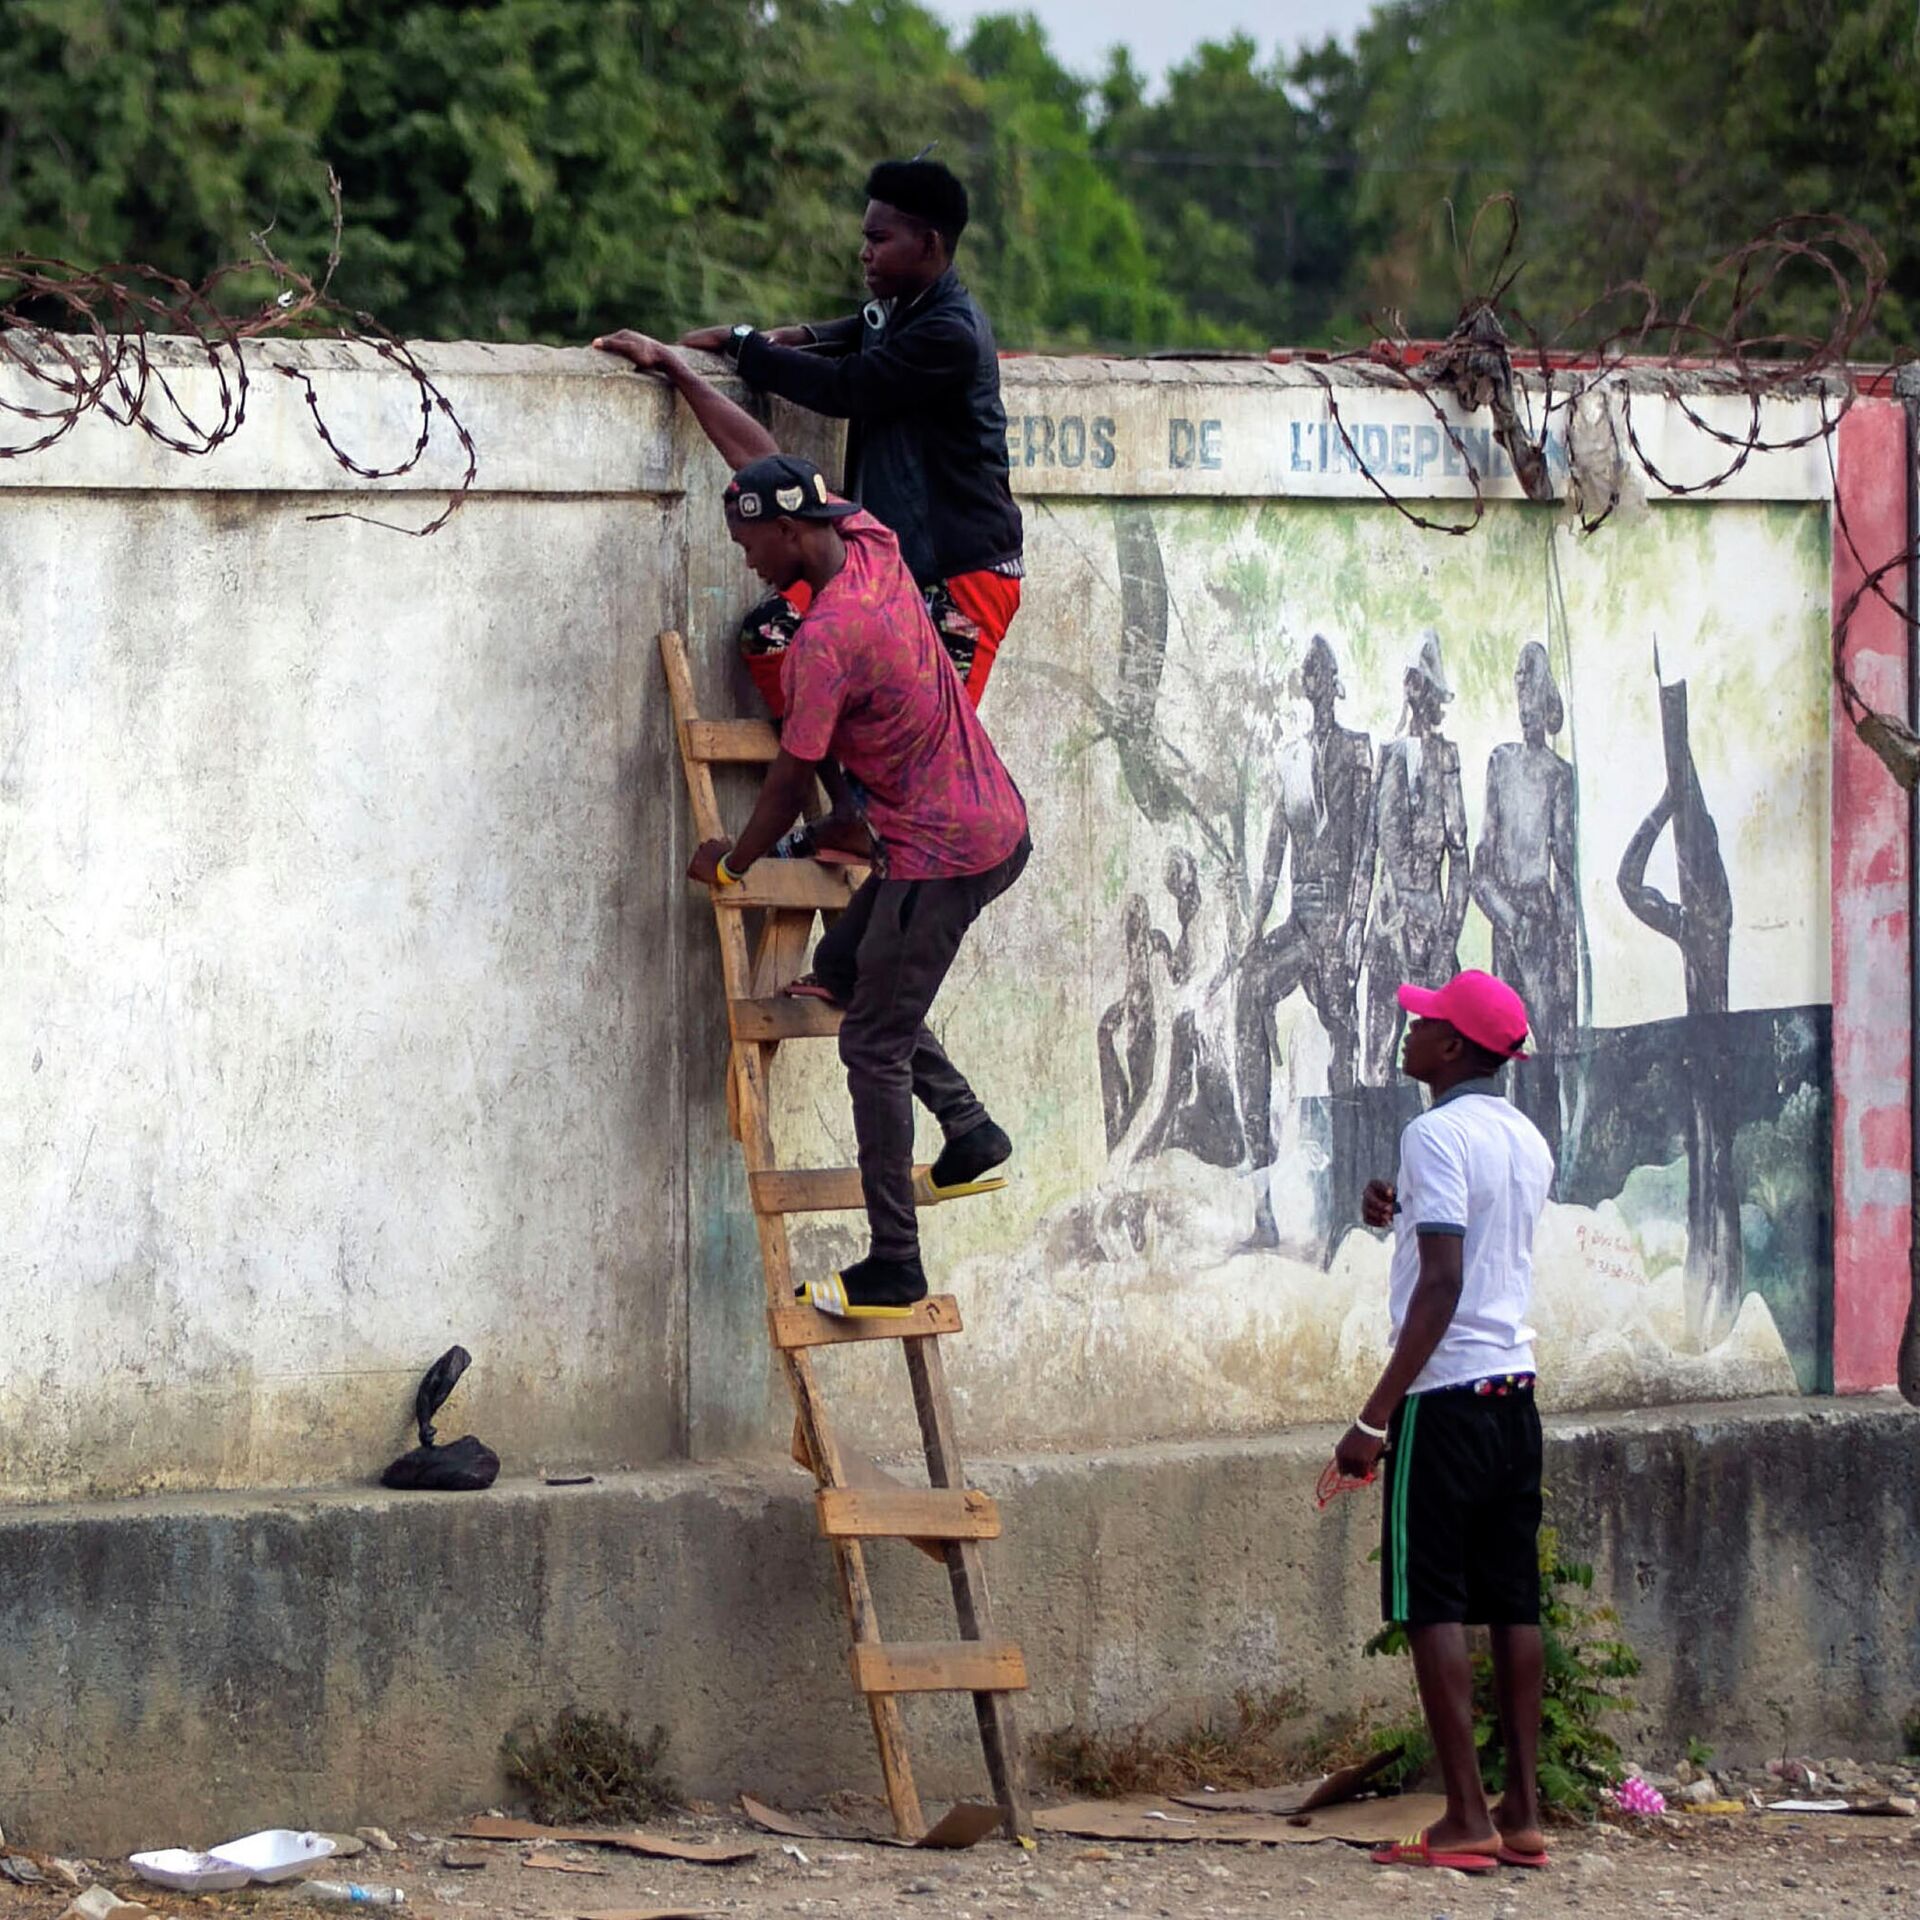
[1460,1037,1510,1078]
[865,158,969,252]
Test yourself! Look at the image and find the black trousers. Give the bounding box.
[811,834,1031,1261]
[1379,1381,1543,1627]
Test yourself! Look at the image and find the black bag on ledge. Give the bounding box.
[380,1345,500,1491]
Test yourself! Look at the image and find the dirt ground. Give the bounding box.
[11,1805,1917,1920]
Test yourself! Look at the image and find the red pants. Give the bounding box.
[745,569,1021,717]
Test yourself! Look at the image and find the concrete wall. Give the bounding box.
[0,345,696,1499]
[0,341,1914,1851]
[0,1395,1913,1855]
[1830,392,1916,1391]
[719,364,1862,1459]
[0,343,1905,1499]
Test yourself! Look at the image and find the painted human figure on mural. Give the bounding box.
[1472,642,1580,1165]
[1351,630,1472,1088]
[1234,634,1374,1247]
[1098,893,1169,1152]
[1617,657,1742,1345]
[1128,848,1245,1168]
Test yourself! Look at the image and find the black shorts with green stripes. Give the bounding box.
[1379,1379,1543,1628]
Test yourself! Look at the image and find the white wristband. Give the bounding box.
[1353,1415,1389,1441]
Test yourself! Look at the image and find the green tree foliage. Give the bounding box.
[959,15,1182,347]
[1341,0,1919,353]
[0,1,342,267]
[1096,34,1366,347]
[0,0,1179,346]
[1,0,1913,355]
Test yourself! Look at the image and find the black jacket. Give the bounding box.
[734,271,1023,588]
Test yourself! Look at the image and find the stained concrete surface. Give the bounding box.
[0,341,1870,1499]
[0,1395,1911,1855]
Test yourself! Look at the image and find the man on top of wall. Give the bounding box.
[1334,970,1554,1874]
[592,326,1028,1319]
[678,157,1025,713]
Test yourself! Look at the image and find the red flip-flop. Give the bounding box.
[1497,1843,1551,1869]
[1370,1830,1500,1873]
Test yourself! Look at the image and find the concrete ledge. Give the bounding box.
[4,1394,1914,1853]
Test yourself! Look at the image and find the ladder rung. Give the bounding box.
[805,1428,949,1564]
[769,1295,963,1350]
[731,994,843,1041]
[683,718,780,763]
[709,864,864,911]
[851,1641,1028,1695]
[818,1487,1002,1542]
[751,1166,929,1213]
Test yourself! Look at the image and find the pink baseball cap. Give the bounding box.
[1397,970,1532,1060]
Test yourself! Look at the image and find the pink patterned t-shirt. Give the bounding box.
[780,508,1027,880]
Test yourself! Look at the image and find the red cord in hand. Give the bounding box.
[1315,1458,1379,1511]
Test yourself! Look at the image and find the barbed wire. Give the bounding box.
[0,182,1912,775]
[1274,201,1917,778]
[0,171,476,537]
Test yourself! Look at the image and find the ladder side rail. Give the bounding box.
[905,1336,1034,1840]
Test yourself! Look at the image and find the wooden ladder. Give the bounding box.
[660,629,1032,1843]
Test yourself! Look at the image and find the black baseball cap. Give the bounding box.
[723,454,857,524]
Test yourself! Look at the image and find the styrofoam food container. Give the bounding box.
[128,1851,252,1893]
[207,1830,338,1882]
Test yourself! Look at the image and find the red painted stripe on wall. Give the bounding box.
[1830,398,1912,1393]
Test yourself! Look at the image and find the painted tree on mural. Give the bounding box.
[1617,664,1740,1346]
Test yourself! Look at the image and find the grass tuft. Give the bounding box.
[502,1706,678,1825]
[1035,1685,1390,1798]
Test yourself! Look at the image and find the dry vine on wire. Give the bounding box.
[0,171,476,537]
[1285,199,1918,787]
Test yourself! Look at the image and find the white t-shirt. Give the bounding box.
[1388,1083,1555,1393]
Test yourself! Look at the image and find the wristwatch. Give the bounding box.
[723,322,754,360]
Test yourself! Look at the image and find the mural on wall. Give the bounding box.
[784,487,1834,1454]
[1052,496,1832,1412]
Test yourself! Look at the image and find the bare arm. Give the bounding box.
[1470,752,1513,932]
[1549,759,1577,928]
[685,748,820,885]
[1440,750,1471,955]
[1333,1232,1464,1476]
[1249,803,1288,939]
[1617,792,1685,941]
[592,330,778,468]
[1344,749,1385,968]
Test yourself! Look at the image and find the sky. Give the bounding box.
[925,0,1380,80]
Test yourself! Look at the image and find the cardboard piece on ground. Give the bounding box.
[1766,1797,1916,1816]
[577,1910,716,1920]
[738,1797,816,1839]
[1172,1748,1402,1818]
[912,1803,1004,1850]
[1033,1792,1446,1847]
[524,1853,609,1875]
[739,1797,1000,1851]
[457,1817,754,1866]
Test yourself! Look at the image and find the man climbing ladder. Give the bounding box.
[594,328,1029,1317]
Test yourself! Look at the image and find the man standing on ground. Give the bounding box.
[592,329,1027,1318]
[1331,970,1554,1874]
[679,157,1024,708]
